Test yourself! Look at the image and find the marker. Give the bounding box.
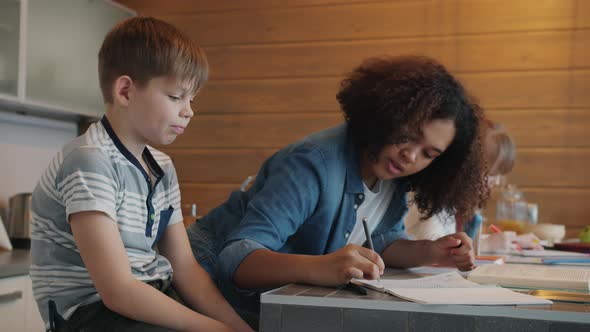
[362,217,380,281]
[489,224,502,233]
[489,223,521,251]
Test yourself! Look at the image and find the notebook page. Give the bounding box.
[354,271,552,305]
[357,271,485,289]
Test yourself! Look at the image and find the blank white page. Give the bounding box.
[390,287,552,305]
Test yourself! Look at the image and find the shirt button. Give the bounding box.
[344,232,350,239]
[354,204,358,210]
[358,194,364,199]
[150,213,155,220]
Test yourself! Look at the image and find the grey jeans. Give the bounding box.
[49,279,184,332]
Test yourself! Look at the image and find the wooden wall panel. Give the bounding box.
[180,183,235,225]
[578,0,590,28]
[197,78,340,114]
[118,0,380,14]
[490,110,590,148]
[176,110,590,149]
[159,2,446,46]
[204,30,589,80]
[137,0,588,46]
[170,148,590,190]
[168,148,276,183]
[523,189,590,229]
[118,0,590,237]
[462,71,590,110]
[174,113,342,148]
[197,71,590,114]
[509,149,590,187]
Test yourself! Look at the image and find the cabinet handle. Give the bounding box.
[0,291,23,304]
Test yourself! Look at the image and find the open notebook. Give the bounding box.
[353,271,551,305]
[467,264,590,291]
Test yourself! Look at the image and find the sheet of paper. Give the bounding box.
[519,249,589,257]
[358,271,484,289]
[390,287,552,305]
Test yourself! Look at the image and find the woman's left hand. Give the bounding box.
[429,232,476,271]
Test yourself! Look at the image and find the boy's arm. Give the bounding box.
[70,211,232,332]
[157,223,253,332]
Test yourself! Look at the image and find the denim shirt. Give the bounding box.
[193,124,410,290]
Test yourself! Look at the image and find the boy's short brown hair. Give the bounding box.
[98,16,208,103]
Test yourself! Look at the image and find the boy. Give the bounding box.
[30,17,252,332]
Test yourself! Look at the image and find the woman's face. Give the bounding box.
[361,119,456,184]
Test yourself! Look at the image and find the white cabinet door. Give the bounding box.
[0,0,21,98]
[26,0,132,118]
[24,276,44,332]
[0,276,26,331]
[0,0,135,121]
[0,275,44,332]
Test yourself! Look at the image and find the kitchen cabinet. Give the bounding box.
[0,0,134,121]
[0,0,20,98]
[0,275,44,332]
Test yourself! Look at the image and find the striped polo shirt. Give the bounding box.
[30,116,183,325]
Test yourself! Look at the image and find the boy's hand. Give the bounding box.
[430,232,475,271]
[313,244,384,285]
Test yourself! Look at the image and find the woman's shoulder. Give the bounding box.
[293,123,350,161]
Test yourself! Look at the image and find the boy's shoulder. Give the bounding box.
[55,122,121,179]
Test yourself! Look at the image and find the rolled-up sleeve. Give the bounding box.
[217,144,328,286]
[218,239,267,294]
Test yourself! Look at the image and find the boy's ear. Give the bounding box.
[112,75,133,107]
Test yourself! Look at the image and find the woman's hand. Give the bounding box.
[429,232,476,271]
[311,244,384,286]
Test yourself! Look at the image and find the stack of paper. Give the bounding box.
[353,271,551,305]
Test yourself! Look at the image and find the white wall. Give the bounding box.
[0,111,77,218]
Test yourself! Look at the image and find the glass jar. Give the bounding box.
[496,184,529,233]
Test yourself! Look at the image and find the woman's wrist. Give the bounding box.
[294,254,321,284]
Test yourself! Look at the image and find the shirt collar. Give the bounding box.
[100,116,164,182]
[344,129,365,194]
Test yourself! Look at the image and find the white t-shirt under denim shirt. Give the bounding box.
[347,179,395,245]
[404,202,456,240]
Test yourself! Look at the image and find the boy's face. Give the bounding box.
[362,119,455,183]
[127,76,195,146]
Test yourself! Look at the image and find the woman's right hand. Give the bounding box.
[310,244,384,286]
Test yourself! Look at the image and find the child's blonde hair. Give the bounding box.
[486,122,516,175]
[98,16,208,103]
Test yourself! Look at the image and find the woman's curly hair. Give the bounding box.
[336,55,488,219]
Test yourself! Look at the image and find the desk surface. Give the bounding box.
[0,249,30,278]
[260,266,590,332]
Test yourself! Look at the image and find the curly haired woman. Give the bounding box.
[187,55,489,319]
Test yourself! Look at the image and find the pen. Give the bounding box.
[342,281,368,296]
[362,217,380,281]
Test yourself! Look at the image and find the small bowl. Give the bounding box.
[524,223,566,242]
